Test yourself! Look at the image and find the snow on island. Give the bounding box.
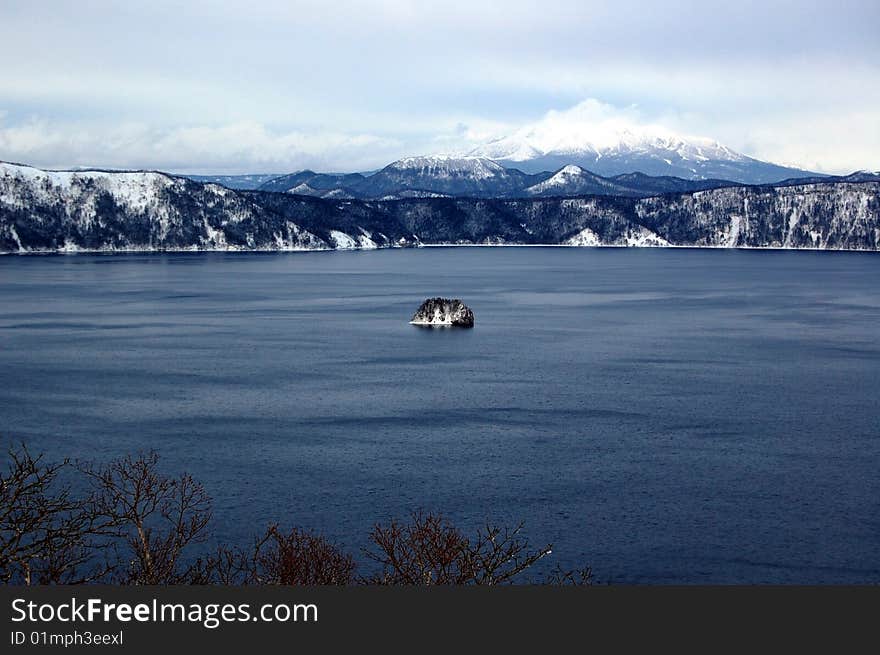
[410,298,475,328]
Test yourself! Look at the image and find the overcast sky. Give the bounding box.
[1,0,878,174]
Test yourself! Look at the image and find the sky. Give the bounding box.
[0,0,878,174]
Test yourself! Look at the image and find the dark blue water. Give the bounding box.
[1,247,878,583]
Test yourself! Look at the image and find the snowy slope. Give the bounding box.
[359,155,534,197]
[468,123,816,183]
[524,165,637,197]
[1,161,877,253]
[384,155,507,179]
[0,162,328,252]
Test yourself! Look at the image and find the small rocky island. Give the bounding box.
[410,298,475,328]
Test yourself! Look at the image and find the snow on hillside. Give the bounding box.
[462,101,815,182]
[0,162,179,213]
[469,120,747,164]
[1,162,877,253]
[384,155,507,180]
[530,165,586,189]
[525,165,621,195]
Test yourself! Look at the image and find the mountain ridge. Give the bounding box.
[250,156,758,200]
[465,121,819,183]
[2,161,878,254]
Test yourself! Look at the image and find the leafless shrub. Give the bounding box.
[3,446,593,586]
[464,521,554,584]
[192,525,355,585]
[246,525,356,585]
[0,444,109,584]
[82,451,212,584]
[367,511,471,584]
[192,544,245,585]
[545,564,594,586]
[366,511,555,585]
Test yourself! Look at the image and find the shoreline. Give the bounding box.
[2,243,880,256]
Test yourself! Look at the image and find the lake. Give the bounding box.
[1,247,878,583]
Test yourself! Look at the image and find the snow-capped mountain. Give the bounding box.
[468,123,816,183]
[386,155,505,179]
[255,156,541,199]
[253,159,743,200]
[524,165,637,197]
[258,170,367,195]
[358,155,534,197]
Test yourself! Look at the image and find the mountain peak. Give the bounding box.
[468,122,747,165]
[383,155,508,181]
[464,122,814,183]
[524,163,634,196]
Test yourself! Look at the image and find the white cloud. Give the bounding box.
[449,99,879,174]
[495,99,672,152]
[0,1,877,173]
[2,98,878,175]
[0,118,404,173]
[730,110,880,174]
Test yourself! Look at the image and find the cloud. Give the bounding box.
[0,118,404,173]
[502,99,670,151]
[2,97,878,175]
[0,1,877,173]
[454,98,880,174]
[729,110,880,174]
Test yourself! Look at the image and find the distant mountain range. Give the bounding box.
[466,121,818,182]
[2,161,878,254]
[181,122,837,195]
[184,173,284,190]
[186,154,873,203]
